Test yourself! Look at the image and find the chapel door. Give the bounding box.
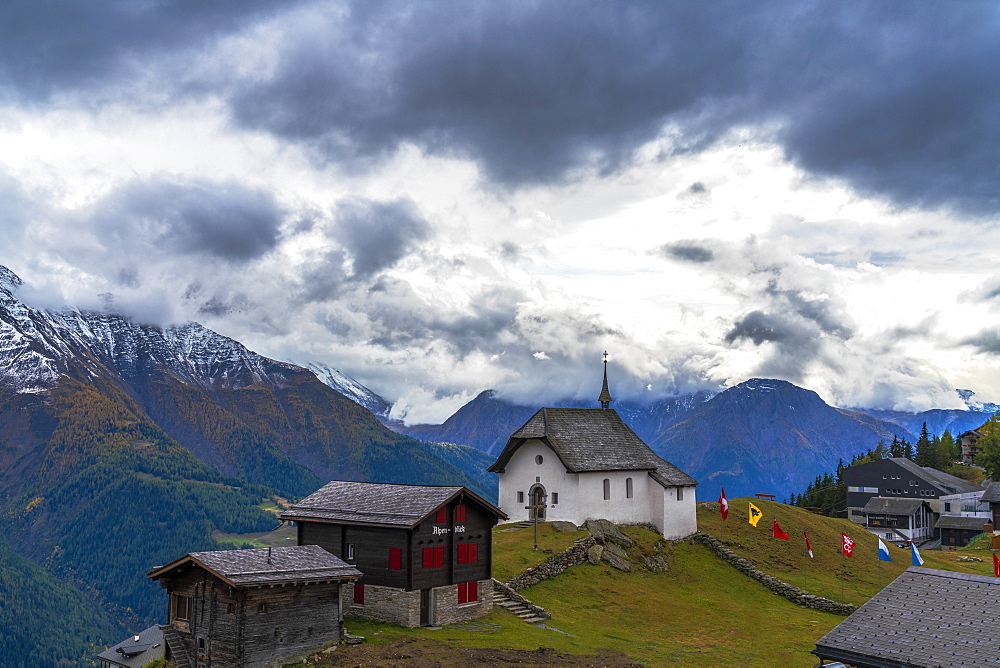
[531,487,546,521]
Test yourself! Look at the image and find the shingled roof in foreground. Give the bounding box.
[148,545,361,587]
[814,566,1000,667]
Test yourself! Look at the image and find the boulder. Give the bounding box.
[602,549,632,572]
[551,521,580,532]
[584,519,634,547]
[604,543,628,559]
[586,544,604,565]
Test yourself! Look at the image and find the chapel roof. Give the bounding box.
[488,407,696,486]
[814,567,1000,666]
[280,480,506,527]
[148,545,361,587]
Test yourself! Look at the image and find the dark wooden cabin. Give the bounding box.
[280,481,507,627]
[148,545,361,668]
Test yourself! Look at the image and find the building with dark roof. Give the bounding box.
[147,545,361,668]
[814,566,1000,667]
[281,481,506,627]
[844,458,983,539]
[934,515,990,549]
[97,625,164,668]
[979,481,1000,548]
[488,366,697,538]
[861,496,934,544]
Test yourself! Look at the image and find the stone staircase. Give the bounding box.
[491,579,550,624]
[160,625,193,668]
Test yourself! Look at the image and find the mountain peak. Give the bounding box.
[0,265,22,292]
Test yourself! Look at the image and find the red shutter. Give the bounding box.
[434,546,444,568]
[457,582,468,604]
[469,542,478,564]
[455,502,466,522]
[468,581,478,602]
[353,584,364,605]
[457,543,467,564]
[389,547,402,570]
[422,546,432,569]
[436,507,447,523]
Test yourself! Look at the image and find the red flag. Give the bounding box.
[803,530,814,558]
[994,553,1000,578]
[719,487,729,521]
[841,532,855,557]
[772,518,790,539]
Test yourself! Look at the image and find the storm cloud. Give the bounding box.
[335,198,430,278]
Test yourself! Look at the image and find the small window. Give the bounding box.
[457,542,478,564]
[457,582,478,604]
[172,594,191,621]
[422,546,444,568]
[626,477,633,499]
[535,455,544,465]
[677,486,684,502]
[551,492,558,505]
[436,507,447,523]
[944,502,951,512]
[198,637,206,650]
[603,478,610,500]
[389,547,402,570]
[258,602,268,613]
[517,491,524,503]
[347,544,355,561]
[353,584,364,605]
[227,602,235,614]
[455,502,466,522]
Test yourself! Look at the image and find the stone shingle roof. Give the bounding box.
[981,481,1000,503]
[97,625,164,668]
[488,408,696,486]
[862,496,926,515]
[280,480,505,527]
[934,515,990,531]
[814,567,1000,667]
[148,545,361,587]
[888,458,983,495]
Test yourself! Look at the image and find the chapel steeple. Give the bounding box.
[598,351,612,409]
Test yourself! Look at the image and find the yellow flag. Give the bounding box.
[748,502,763,527]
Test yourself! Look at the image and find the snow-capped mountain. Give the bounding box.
[304,361,392,417]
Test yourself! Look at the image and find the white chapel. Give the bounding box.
[488,359,698,539]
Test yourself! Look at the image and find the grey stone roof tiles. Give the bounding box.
[489,408,696,486]
[934,515,990,531]
[981,481,1000,503]
[862,496,926,515]
[814,567,1000,667]
[149,545,361,587]
[97,625,164,668]
[280,480,504,526]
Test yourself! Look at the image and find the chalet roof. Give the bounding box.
[934,515,990,531]
[980,481,1000,503]
[148,545,361,587]
[814,567,1000,667]
[280,480,506,527]
[862,496,925,515]
[97,625,164,668]
[488,408,697,486]
[887,458,982,495]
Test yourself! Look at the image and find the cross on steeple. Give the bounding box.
[598,351,613,409]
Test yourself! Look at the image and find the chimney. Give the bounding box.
[267,547,272,564]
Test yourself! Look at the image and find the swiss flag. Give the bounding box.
[772,519,790,540]
[719,487,729,521]
[841,532,855,557]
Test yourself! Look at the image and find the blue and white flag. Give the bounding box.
[877,538,892,562]
[910,541,924,566]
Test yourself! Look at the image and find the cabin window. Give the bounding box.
[455,502,467,522]
[517,491,524,503]
[353,584,365,605]
[551,492,558,505]
[626,477,633,499]
[227,602,235,614]
[944,502,951,512]
[457,582,479,604]
[457,542,479,564]
[436,507,447,523]
[535,455,544,465]
[389,547,402,570]
[347,544,356,561]
[172,594,191,622]
[603,478,610,500]
[258,602,268,613]
[677,487,684,502]
[422,546,444,568]
[198,637,206,650]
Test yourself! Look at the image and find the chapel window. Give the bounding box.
[603,478,610,500]
[626,477,633,499]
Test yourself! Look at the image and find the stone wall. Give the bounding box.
[694,533,856,616]
[345,583,421,627]
[432,580,494,626]
[505,537,597,591]
[491,578,550,619]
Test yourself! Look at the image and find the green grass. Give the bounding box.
[490,521,589,581]
[212,522,297,549]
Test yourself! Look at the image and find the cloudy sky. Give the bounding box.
[3,1,1000,422]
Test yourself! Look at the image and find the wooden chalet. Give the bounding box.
[147,545,361,668]
[280,480,507,627]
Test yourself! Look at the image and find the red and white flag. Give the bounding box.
[719,487,729,521]
[841,532,855,557]
[803,530,814,558]
[994,553,1000,578]
[772,518,790,540]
